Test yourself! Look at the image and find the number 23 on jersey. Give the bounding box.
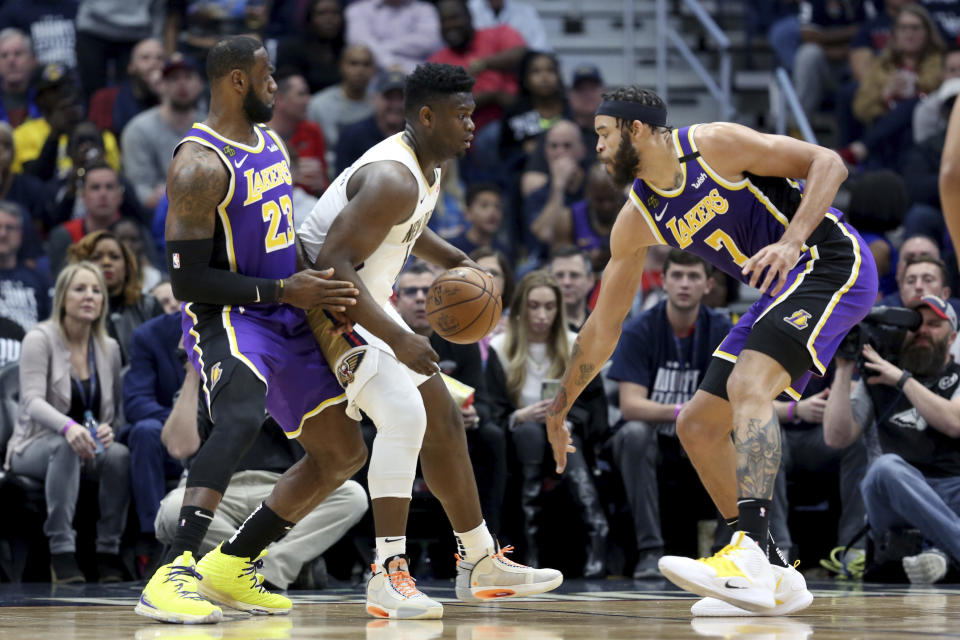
[261,194,294,253]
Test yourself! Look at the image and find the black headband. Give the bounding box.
[595,100,667,127]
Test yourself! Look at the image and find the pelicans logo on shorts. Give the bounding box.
[784,309,812,330]
[336,351,365,387]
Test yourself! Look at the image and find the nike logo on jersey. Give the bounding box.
[254,286,261,303]
[654,202,669,222]
[234,154,249,168]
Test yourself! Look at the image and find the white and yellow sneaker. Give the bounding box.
[366,555,443,620]
[658,531,776,612]
[691,561,813,616]
[455,542,563,601]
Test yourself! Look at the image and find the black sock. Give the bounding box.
[221,502,294,559]
[725,517,738,529]
[767,531,789,567]
[163,506,215,565]
[737,498,771,553]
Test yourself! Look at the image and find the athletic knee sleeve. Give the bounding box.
[355,358,427,500]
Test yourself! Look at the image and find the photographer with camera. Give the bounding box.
[824,294,960,584]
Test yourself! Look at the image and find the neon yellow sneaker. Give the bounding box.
[195,543,292,615]
[134,552,223,624]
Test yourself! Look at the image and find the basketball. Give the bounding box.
[426,266,502,344]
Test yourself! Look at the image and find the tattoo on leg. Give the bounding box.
[546,388,568,418]
[734,411,781,499]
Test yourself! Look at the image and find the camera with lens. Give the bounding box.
[836,306,922,371]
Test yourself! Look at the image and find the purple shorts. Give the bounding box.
[706,219,878,399]
[181,302,345,437]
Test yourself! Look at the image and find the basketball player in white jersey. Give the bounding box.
[298,63,562,619]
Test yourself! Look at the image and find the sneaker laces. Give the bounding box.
[386,567,422,598]
[697,543,740,570]
[239,557,270,594]
[163,564,208,601]
[493,545,526,568]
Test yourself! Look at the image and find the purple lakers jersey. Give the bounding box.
[176,122,296,284]
[630,124,845,289]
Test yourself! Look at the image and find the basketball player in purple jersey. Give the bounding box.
[545,87,879,616]
[136,36,367,625]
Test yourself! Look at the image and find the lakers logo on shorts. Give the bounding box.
[784,309,812,330]
[210,362,223,389]
[336,351,365,387]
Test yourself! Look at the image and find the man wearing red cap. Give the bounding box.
[824,294,960,585]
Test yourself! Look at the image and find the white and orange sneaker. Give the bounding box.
[690,561,813,617]
[658,531,776,613]
[366,555,443,620]
[455,542,563,602]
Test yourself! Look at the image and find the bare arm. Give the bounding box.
[530,181,573,245]
[619,382,677,423]
[545,200,655,471]
[161,366,202,461]
[823,359,863,448]
[474,46,526,73]
[411,226,470,270]
[849,47,874,82]
[696,122,848,294]
[941,98,960,260]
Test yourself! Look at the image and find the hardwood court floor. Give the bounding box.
[1,579,960,639]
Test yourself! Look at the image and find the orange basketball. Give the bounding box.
[426,266,502,344]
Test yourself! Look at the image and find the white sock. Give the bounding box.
[454,520,495,564]
[375,536,407,570]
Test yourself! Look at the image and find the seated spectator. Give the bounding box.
[393,262,507,533]
[67,229,164,363]
[14,64,122,179]
[166,0,270,63]
[0,0,77,69]
[113,217,163,294]
[426,158,470,242]
[468,0,548,52]
[149,280,178,314]
[276,0,345,94]
[268,73,329,197]
[0,201,51,363]
[429,0,526,132]
[46,125,146,231]
[448,182,510,257]
[499,51,569,166]
[824,295,960,584]
[307,44,376,175]
[568,64,604,152]
[122,54,205,211]
[471,246,514,363]
[879,242,960,312]
[486,270,608,576]
[0,28,39,128]
[913,45,960,142]
[0,122,46,264]
[334,70,406,175]
[5,261,130,583]
[122,304,187,572]
[88,37,163,137]
[547,245,594,332]
[845,5,945,170]
[156,365,368,590]
[605,251,732,578]
[702,269,741,316]
[345,0,443,73]
[48,164,125,274]
[794,0,866,121]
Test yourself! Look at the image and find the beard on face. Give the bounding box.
[899,332,950,378]
[242,87,274,123]
[608,131,641,188]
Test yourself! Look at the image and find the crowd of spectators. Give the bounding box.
[0,0,958,588]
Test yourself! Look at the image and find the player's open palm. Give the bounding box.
[742,240,801,296]
[282,268,359,311]
[392,332,440,376]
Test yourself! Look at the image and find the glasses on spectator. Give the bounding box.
[400,286,431,297]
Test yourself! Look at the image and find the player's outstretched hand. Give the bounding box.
[391,332,441,377]
[742,239,802,296]
[282,268,359,311]
[545,398,576,474]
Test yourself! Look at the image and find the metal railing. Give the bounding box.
[655,0,734,121]
[771,67,818,144]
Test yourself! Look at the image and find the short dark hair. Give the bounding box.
[0,199,24,225]
[400,261,435,278]
[404,62,475,120]
[903,254,950,286]
[465,182,501,208]
[548,244,591,274]
[81,161,118,187]
[601,86,670,132]
[470,247,515,310]
[663,249,710,277]
[206,35,262,81]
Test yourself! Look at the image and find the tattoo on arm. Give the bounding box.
[575,364,595,385]
[547,388,568,418]
[734,413,782,499]
[165,144,227,242]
